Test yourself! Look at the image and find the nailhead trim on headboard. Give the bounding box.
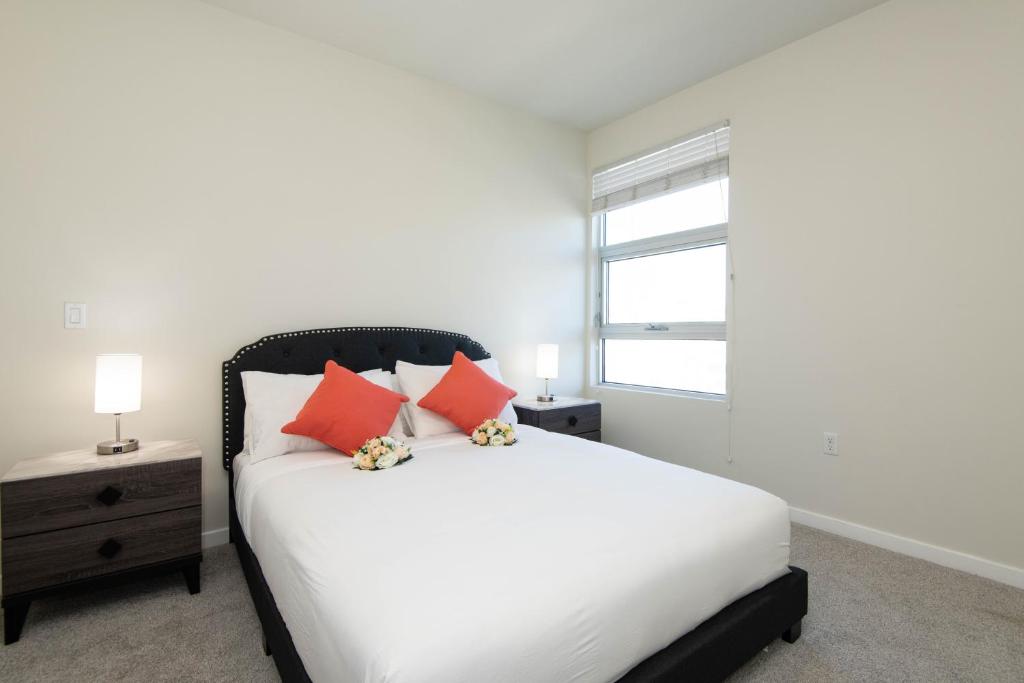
[221,327,490,470]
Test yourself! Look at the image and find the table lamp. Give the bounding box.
[95,354,142,454]
[535,344,558,402]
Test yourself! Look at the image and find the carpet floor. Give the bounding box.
[1,524,1021,682]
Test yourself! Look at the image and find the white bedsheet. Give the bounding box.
[233,426,790,683]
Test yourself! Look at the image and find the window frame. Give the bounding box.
[596,215,729,399]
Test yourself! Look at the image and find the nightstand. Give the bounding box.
[513,397,601,442]
[1,440,202,644]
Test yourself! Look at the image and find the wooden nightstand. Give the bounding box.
[1,440,202,644]
[513,397,601,442]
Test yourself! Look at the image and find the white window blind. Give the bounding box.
[592,122,730,214]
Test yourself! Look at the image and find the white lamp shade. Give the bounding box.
[94,354,142,414]
[535,344,559,380]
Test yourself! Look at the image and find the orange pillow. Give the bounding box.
[417,351,517,435]
[282,361,409,455]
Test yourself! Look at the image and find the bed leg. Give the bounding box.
[262,631,272,656]
[782,619,802,644]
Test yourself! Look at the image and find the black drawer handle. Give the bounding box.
[98,538,123,559]
[568,415,578,427]
[96,486,123,506]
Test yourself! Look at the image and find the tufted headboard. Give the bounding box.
[221,326,490,470]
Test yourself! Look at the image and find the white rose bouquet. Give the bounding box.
[470,418,517,447]
[352,436,413,471]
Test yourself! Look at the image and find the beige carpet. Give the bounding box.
[1,524,1022,682]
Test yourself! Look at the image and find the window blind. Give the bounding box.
[592,122,730,213]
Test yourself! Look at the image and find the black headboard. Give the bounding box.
[221,326,490,470]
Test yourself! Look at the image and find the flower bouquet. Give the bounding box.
[353,436,413,470]
[470,419,517,447]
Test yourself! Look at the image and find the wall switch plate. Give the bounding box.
[823,431,838,456]
[64,302,86,329]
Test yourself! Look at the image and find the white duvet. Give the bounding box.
[234,425,790,683]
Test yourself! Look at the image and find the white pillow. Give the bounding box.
[384,371,414,436]
[395,358,517,438]
[242,368,404,462]
[369,370,411,438]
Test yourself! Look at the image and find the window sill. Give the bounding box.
[591,382,728,402]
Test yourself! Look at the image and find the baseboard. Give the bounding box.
[790,507,1024,590]
[201,526,230,549]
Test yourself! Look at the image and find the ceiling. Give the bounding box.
[204,0,887,130]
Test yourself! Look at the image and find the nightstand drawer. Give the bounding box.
[1,458,201,539]
[1,506,201,595]
[536,403,601,436]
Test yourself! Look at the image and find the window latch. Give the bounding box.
[644,323,669,331]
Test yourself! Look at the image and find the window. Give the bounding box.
[593,123,729,396]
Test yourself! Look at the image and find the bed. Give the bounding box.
[223,327,807,682]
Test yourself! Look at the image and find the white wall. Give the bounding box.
[588,0,1024,576]
[0,0,586,538]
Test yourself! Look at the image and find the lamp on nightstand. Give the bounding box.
[535,344,558,402]
[94,354,142,454]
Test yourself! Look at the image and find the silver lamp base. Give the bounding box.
[537,377,555,402]
[97,438,139,455]
[97,413,138,455]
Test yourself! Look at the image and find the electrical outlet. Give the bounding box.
[823,432,838,456]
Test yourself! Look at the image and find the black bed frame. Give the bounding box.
[223,327,807,682]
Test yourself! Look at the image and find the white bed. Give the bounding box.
[233,425,790,683]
